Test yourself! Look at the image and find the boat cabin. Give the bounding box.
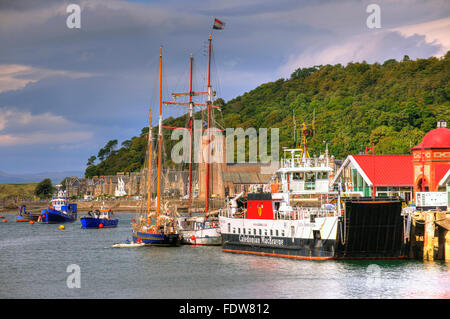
[277,148,333,194]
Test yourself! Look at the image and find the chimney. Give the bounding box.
[437,120,447,128]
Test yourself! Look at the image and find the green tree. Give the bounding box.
[86,155,96,166]
[34,179,54,199]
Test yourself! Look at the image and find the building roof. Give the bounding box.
[351,155,414,186]
[222,172,272,184]
[331,154,414,187]
[411,127,450,150]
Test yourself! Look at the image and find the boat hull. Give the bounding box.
[132,230,180,246]
[41,210,77,224]
[16,213,41,222]
[180,228,222,245]
[222,233,337,260]
[81,217,118,229]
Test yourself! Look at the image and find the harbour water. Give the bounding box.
[0,212,449,299]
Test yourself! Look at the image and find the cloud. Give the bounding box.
[393,17,450,56]
[0,64,95,93]
[278,28,445,77]
[0,107,93,146]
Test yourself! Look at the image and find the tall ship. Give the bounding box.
[131,47,180,246]
[39,185,77,223]
[219,124,409,260]
[163,30,222,245]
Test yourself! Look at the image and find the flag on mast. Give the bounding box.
[213,18,225,30]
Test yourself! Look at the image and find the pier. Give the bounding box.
[410,210,450,262]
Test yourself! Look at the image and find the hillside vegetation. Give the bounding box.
[85,53,450,178]
[0,183,37,203]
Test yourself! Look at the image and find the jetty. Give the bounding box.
[409,210,450,262]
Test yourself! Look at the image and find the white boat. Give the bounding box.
[112,242,145,248]
[177,216,221,245]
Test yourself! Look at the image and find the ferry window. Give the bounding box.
[233,227,236,234]
[253,229,256,235]
[248,229,251,234]
[238,228,241,234]
[291,226,295,237]
[243,228,246,234]
[306,172,315,182]
[259,229,262,235]
[276,230,279,236]
[228,223,230,233]
[265,229,268,236]
[270,229,273,236]
[282,230,285,237]
[293,173,304,180]
[317,172,325,179]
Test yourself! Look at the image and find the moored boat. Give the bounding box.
[167,32,222,245]
[219,125,409,260]
[16,205,41,222]
[178,216,221,245]
[81,208,118,229]
[130,47,180,247]
[39,186,77,224]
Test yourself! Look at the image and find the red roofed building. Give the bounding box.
[332,123,450,204]
[332,154,414,202]
[411,126,450,195]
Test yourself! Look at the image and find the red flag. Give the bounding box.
[213,18,225,30]
[365,144,375,154]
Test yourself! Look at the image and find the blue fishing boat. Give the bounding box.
[81,207,118,229]
[40,186,77,224]
[16,205,41,222]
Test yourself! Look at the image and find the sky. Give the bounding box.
[0,0,449,175]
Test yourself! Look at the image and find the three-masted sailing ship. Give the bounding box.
[131,47,180,246]
[163,33,222,245]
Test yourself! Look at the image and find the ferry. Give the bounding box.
[40,186,77,223]
[219,145,409,260]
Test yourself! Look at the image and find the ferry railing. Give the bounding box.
[274,207,338,220]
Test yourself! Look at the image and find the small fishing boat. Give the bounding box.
[81,209,118,229]
[16,205,41,222]
[39,186,77,224]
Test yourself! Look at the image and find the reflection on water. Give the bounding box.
[0,212,449,299]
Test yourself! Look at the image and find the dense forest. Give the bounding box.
[85,52,450,178]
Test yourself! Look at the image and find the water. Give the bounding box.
[0,212,449,299]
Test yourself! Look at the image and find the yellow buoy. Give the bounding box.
[59,225,65,230]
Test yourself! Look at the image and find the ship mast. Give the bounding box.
[156,47,163,229]
[188,53,194,215]
[163,33,220,218]
[146,108,152,226]
[205,33,212,216]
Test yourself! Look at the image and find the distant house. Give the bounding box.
[331,154,414,202]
